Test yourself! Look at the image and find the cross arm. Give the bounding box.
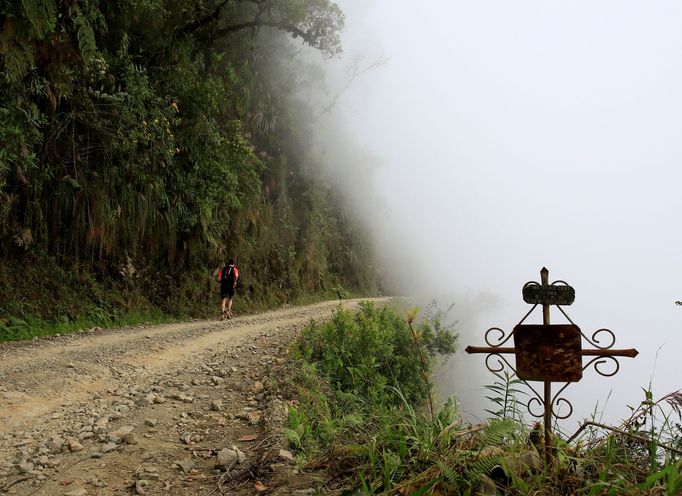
[465,346,639,359]
[465,346,516,355]
[581,348,639,358]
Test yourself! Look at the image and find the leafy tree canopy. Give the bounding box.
[178,0,345,58]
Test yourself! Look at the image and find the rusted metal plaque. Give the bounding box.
[513,325,582,382]
[522,284,575,306]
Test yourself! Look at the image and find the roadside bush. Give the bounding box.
[296,302,456,408]
[286,302,459,491]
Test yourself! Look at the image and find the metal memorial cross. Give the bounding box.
[465,267,638,464]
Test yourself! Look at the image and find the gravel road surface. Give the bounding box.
[0,298,388,495]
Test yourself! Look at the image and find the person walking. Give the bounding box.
[216,258,239,320]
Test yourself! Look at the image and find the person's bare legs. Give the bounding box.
[220,298,227,319]
[226,297,234,318]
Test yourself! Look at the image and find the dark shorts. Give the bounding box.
[220,285,235,299]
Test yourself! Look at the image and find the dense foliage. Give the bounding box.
[0,0,377,323]
[297,302,456,406]
[287,304,458,470]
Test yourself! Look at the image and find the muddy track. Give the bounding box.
[0,298,388,495]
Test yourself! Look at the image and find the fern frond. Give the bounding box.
[71,5,97,64]
[21,0,57,39]
[436,460,461,485]
[469,455,502,483]
[1,40,33,81]
[482,418,517,446]
[283,427,302,448]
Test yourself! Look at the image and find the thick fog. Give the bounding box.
[313,1,682,429]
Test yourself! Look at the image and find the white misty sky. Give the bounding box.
[324,1,682,426]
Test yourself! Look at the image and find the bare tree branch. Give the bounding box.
[179,0,231,35]
[318,54,389,117]
[213,20,312,44]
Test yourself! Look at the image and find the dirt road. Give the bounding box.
[0,298,388,495]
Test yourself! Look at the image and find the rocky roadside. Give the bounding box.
[0,299,387,495]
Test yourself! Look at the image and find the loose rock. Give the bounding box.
[64,488,88,496]
[68,439,84,452]
[101,443,117,453]
[215,448,239,472]
[108,426,134,443]
[177,457,195,474]
[123,433,138,445]
[279,449,295,462]
[248,411,262,425]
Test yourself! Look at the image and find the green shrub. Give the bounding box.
[285,302,459,492]
[296,302,456,408]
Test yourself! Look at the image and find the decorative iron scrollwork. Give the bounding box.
[584,328,616,350]
[474,309,628,423]
[525,389,574,420]
[527,397,545,418]
[484,327,514,347]
[583,355,620,377]
[550,382,574,420]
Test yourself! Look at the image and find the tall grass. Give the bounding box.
[0,308,175,342]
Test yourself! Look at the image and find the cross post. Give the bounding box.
[540,267,553,463]
[465,267,638,467]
